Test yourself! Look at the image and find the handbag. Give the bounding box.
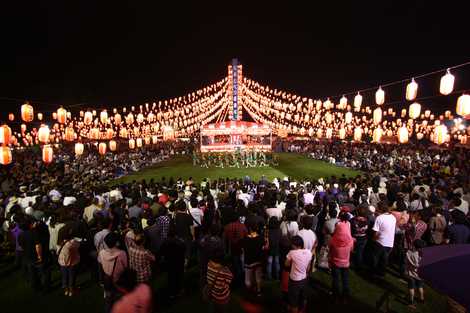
[317,245,330,269]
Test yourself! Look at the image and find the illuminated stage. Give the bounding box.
[200,121,272,152]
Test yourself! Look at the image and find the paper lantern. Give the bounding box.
[57,107,67,124]
[126,113,134,125]
[373,108,382,125]
[433,125,448,145]
[397,126,409,144]
[456,94,470,116]
[137,113,144,124]
[345,112,353,124]
[129,139,136,149]
[375,87,385,105]
[109,140,117,152]
[460,135,468,145]
[106,128,114,139]
[406,78,418,101]
[89,128,100,140]
[75,143,84,157]
[162,126,175,141]
[119,128,128,138]
[340,95,347,107]
[37,113,43,121]
[354,127,363,141]
[338,128,346,140]
[21,103,34,122]
[326,128,333,139]
[0,125,12,145]
[8,113,14,121]
[409,102,421,119]
[152,135,158,144]
[136,138,143,148]
[354,93,362,110]
[316,128,323,138]
[0,146,12,165]
[100,110,108,124]
[64,127,75,141]
[440,69,455,95]
[42,145,54,163]
[114,113,122,125]
[84,111,93,125]
[38,125,50,143]
[373,127,382,143]
[98,142,107,155]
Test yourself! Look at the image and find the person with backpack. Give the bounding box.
[58,230,81,296]
[98,232,128,313]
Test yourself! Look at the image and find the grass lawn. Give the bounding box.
[0,254,447,313]
[113,153,361,184]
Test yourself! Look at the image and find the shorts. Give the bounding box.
[407,277,423,289]
[288,278,307,307]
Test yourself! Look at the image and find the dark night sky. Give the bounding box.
[0,1,469,113]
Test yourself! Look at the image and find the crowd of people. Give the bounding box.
[1,140,470,313]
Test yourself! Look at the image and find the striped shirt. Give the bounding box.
[206,261,233,304]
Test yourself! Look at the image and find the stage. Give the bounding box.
[200,121,272,152]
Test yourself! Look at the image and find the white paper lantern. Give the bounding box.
[406,78,418,101]
[409,102,421,119]
[373,127,382,143]
[373,108,382,125]
[375,87,385,105]
[440,69,455,95]
[456,94,470,117]
[75,143,84,156]
[354,93,362,110]
[397,126,409,144]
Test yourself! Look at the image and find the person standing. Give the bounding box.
[128,233,155,283]
[285,236,312,313]
[160,222,186,300]
[371,202,396,277]
[58,231,81,296]
[98,233,128,313]
[224,212,247,286]
[266,216,281,280]
[405,239,426,308]
[241,218,264,296]
[329,215,354,302]
[205,248,233,313]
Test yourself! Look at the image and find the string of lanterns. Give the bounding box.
[1,61,470,166]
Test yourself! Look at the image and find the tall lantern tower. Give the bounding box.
[228,58,243,121]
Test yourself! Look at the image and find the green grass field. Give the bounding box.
[114,153,361,184]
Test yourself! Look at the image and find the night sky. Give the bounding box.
[1,1,469,113]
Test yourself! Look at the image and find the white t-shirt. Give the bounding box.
[266,207,282,219]
[372,213,396,248]
[280,221,299,238]
[303,193,314,206]
[298,229,317,252]
[189,207,204,226]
